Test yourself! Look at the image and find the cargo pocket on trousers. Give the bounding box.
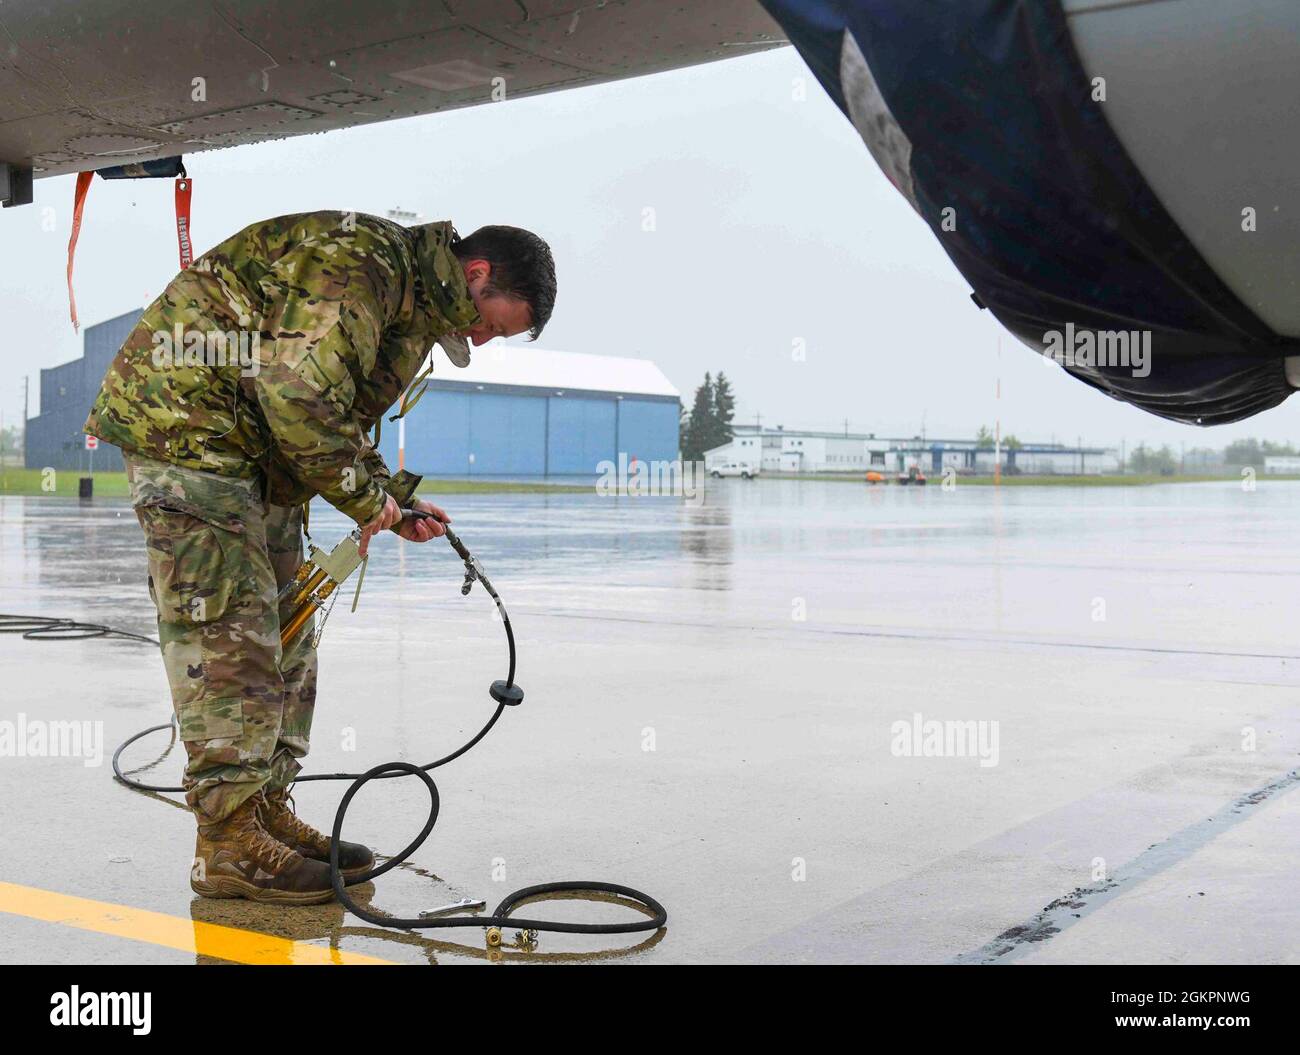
[136,503,245,626]
[177,696,245,741]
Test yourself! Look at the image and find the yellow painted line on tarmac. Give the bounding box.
[0,881,395,965]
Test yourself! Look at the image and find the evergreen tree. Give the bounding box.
[681,372,742,462]
[1223,438,1263,466]
[683,373,716,463]
[1222,437,1298,465]
[712,372,736,453]
[1127,442,1176,473]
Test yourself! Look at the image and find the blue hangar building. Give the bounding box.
[25,309,142,472]
[27,313,681,479]
[377,346,681,478]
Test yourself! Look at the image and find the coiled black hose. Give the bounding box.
[3,522,667,945]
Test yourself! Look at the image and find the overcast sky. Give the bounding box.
[2,45,1296,452]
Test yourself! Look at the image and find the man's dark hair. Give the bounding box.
[452,225,556,340]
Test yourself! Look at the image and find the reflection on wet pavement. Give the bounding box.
[4,479,1300,963]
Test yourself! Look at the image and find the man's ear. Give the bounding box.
[463,258,492,285]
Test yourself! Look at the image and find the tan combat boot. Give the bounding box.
[260,787,375,885]
[191,793,336,904]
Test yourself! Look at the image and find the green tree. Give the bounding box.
[975,425,994,450]
[1223,438,1263,466]
[0,424,21,466]
[682,373,716,463]
[1183,445,1221,471]
[1129,443,1177,474]
[1002,433,1023,451]
[711,372,736,452]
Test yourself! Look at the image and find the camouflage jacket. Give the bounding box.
[85,210,479,523]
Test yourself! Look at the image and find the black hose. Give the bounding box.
[7,524,667,944]
[0,613,156,644]
[325,760,666,939]
[318,529,664,940]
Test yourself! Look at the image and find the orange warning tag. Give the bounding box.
[66,171,94,331]
[175,177,193,269]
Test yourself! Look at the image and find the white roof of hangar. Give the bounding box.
[431,344,679,399]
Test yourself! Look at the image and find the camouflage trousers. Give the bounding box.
[126,455,317,825]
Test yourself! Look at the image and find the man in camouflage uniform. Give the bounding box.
[87,211,556,903]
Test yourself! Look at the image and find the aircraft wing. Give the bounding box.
[0,0,783,201]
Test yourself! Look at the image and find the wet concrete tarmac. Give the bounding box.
[1,478,1297,964]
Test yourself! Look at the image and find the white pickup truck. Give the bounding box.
[710,461,760,479]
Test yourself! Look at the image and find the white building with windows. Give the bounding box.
[704,425,1119,476]
[1263,455,1300,474]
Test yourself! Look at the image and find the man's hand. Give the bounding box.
[358,495,402,557]
[391,497,450,543]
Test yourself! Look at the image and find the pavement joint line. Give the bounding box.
[535,608,1300,661]
[952,764,1300,965]
[0,881,396,965]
